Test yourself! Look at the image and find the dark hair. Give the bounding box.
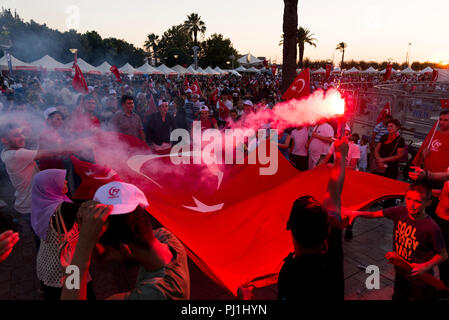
[287,196,329,249]
[82,94,96,103]
[407,183,432,202]
[230,109,238,114]
[350,133,360,143]
[440,109,449,116]
[99,206,155,250]
[0,122,20,138]
[386,118,401,128]
[121,94,134,106]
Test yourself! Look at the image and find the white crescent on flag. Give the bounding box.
[192,84,198,93]
[293,79,305,93]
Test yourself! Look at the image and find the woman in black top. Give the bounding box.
[374,118,405,180]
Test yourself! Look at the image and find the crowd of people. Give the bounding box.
[0,68,448,301]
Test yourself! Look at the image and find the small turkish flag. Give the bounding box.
[190,79,202,96]
[271,65,277,76]
[110,65,122,83]
[384,64,392,81]
[217,99,230,119]
[184,76,189,88]
[376,102,391,124]
[209,88,219,104]
[325,64,332,80]
[432,70,439,82]
[72,63,88,94]
[281,68,310,101]
[441,99,449,109]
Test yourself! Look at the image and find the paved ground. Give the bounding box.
[0,166,396,300]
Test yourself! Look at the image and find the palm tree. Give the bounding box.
[280,27,317,68]
[144,33,159,64]
[281,0,298,94]
[336,42,348,68]
[183,13,206,45]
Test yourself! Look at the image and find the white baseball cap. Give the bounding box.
[93,181,149,215]
[243,100,253,107]
[44,107,58,120]
[185,88,192,93]
[200,105,209,112]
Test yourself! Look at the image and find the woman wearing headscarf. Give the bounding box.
[31,169,95,300]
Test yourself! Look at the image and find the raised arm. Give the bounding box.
[321,137,348,216]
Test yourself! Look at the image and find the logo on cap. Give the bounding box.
[108,187,120,199]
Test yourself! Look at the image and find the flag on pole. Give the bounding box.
[184,77,189,88]
[281,68,310,101]
[411,120,439,166]
[325,64,332,80]
[209,88,219,104]
[376,102,391,124]
[384,64,392,81]
[72,63,88,94]
[432,70,439,82]
[110,65,122,83]
[190,79,202,96]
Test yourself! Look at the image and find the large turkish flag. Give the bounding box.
[281,68,310,101]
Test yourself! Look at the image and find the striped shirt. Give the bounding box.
[373,122,388,143]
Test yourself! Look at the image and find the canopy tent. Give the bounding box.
[419,66,433,74]
[344,67,360,74]
[171,64,189,75]
[225,69,241,77]
[213,66,227,75]
[157,64,178,76]
[196,67,207,75]
[379,68,398,74]
[119,63,143,75]
[186,65,200,75]
[96,61,113,74]
[331,67,342,73]
[247,67,261,73]
[137,62,164,75]
[400,67,416,74]
[234,66,247,72]
[237,53,262,66]
[312,67,326,74]
[436,69,449,82]
[30,55,71,72]
[362,66,378,74]
[205,66,219,75]
[0,54,37,71]
[64,58,102,74]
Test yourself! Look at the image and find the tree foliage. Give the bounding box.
[199,33,238,69]
[0,8,146,66]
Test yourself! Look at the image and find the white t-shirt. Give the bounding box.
[1,148,39,214]
[309,123,334,156]
[290,127,309,156]
[328,141,361,167]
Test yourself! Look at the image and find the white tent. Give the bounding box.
[247,66,261,73]
[205,66,219,75]
[344,67,360,74]
[196,67,207,75]
[157,64,178,76]
[0,54,37,71]
[225,69,241,77]
[419,66,433,74]
[237,53,262,66]
[379,68,398,74]
[96,61,112,74]
[234,65,247,72]
[137,62,164,75]
[312,67,326,74]
[64,58,102,74]
[401,67,416,74]
[436,69,449,82]
[119,63,143,75]
[213,66,227,75]
[186,65,200,75]
[362,66,378,74]
[171,65,188,75]
[30,55,71,72]
[331,67,342,73]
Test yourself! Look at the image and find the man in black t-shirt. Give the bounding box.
[346,183,448,300]
[276,138,349,301]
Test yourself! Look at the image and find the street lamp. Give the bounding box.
[69,48,78,64]
[192,46,199,69]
